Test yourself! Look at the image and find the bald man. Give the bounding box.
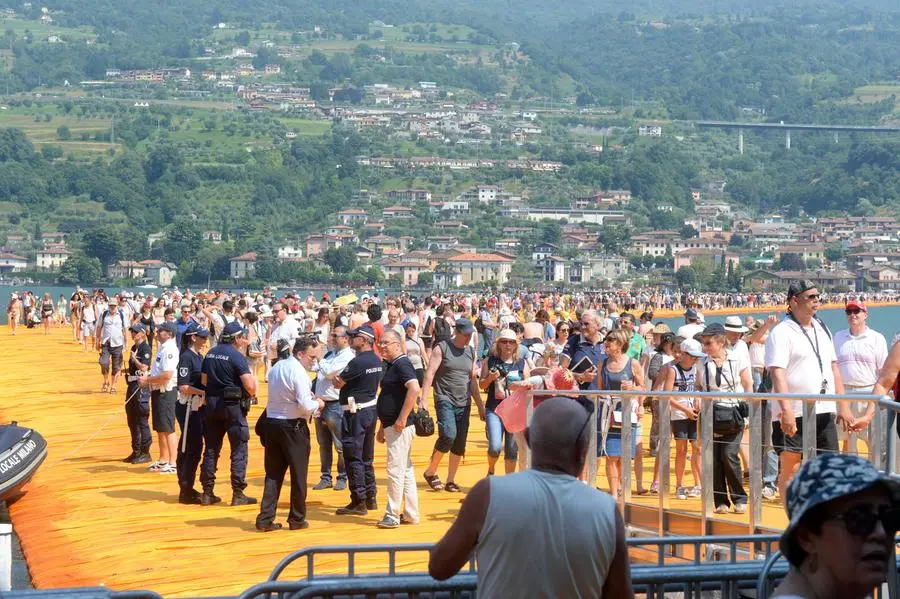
[429,398,633,598]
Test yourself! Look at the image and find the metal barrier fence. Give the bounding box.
[526,388,898,535]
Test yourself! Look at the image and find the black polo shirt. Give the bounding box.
[377,355,417,427]
[338,350,382,406]
[201,342,250,397]
[128,341,152,376]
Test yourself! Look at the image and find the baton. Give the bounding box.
[181,396,192,453]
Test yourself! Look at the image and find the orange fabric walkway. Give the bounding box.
[0,326,786,596]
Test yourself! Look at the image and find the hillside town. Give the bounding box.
[3,181,898,292]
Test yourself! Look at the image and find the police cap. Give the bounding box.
[349,324,376,341]
[157,322,177,335]
[221,320,246,338]
[184,323,210,338]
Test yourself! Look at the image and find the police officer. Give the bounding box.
[334,325,383,516]
[176,322,209,505]
[123,323,152,465]
[200,320,257,506]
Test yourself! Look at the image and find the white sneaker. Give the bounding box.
[688,486,701,498]
[762,486,776,500]
[715,505,730,514]
[147,461,164,471]
[733,503,747,514]
[158,463,177,474]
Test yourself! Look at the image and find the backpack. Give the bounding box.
[100,309,126,332]
[422,314,434,339]
[434,317,452,343]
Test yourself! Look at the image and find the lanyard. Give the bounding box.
[787,313,824,378]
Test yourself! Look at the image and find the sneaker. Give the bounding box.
[312,479,332,491]
[733,503,747,514]
[122,452,138,463]
[256,522,283,532]
[289,521,310,531]
[132,452,151,465]
[399,515,418,525]
[147,461,164,471]
[762,486,777,500]
[715,505,731,514]
[366,497,377,511]
[676,487,688,500]
[335,501,368,516]
[334,478,347,491]
[688,486,701,498]
[231,492,258,506]
[158,463,177,474]
[376,515,400,529]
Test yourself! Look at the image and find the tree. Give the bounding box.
[680,224,698,239]
[675,266,697,288]
[323,246,358,274]
[162,219,201,264]
[82,226,123,272]
[56,125,70,140]
[779,252,806,271]
[58,251,101,284]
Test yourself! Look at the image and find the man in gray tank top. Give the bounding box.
[420,318,484,493]
[429,397,634,598]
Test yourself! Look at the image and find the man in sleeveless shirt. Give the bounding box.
[429,397,633,598]
[421,318,484,493]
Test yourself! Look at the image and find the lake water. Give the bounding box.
[660,305,900,342]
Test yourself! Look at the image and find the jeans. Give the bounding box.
[434,400,470,456]
[385,424,419,524]
[713,429,747,508]
[485,408,517,460]
[315,401,346,483]
[761,401,777,488]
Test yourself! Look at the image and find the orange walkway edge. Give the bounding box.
[0,327,787,596]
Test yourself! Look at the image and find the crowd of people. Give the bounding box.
[4,282,900,597]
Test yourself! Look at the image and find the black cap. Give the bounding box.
[788,279,818,300]
[130,323,147,334]
[697,322,726,337]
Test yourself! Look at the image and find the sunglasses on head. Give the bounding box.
[830,505,900,537]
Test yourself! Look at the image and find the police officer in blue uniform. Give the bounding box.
[334,325,383,516]
[123,323,152,464]
[176,322,209,505]
[200,320,258,506]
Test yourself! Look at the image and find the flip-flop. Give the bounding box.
[423,473,443,491]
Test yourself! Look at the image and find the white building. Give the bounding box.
[36,246,70,270]
[230,252,257,279]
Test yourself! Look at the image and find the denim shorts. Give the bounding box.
[434,400,470,456]
[602,426,637,458]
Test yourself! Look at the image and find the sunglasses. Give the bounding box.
[845,309,863,315]
[558,328,570,332]
[830,506,900,537]
[801,293,820,301]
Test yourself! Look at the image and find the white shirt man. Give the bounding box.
[677,309,704,340]
[99,304,127,348]
[833,301,888,389]
[315,342,355,402]
[268,303,300,359]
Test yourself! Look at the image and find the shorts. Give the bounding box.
[602,426,637,458]
[434,399,470,456]
[672,419,698,440]
[99,344,123,374]
[151,389,177,433]
[772,413,838,455]
[81,322,95,337]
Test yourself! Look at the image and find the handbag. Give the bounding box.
[413,408,435,437]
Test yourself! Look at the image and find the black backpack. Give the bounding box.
[434,317,452,343]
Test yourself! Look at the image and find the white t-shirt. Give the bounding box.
[765,317,837,419]
[150,338,178,392]
[698,349,748,408]
[748,342,766,369]
[677,323,704,340]
[729,339,752,374]
[833,327,888,388]
[669,362,699,421]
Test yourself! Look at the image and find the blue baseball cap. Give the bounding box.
[455,318,476,335]
[685,308,699,320]
[129,323,147,334]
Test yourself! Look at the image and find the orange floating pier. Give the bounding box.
[0,327,787,596]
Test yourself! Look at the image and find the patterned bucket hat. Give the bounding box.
[781,454,900,564]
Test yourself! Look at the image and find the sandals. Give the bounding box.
[101,382,109,393]
[424,473,444,491]
[445,482,462,493]
[649,481,660,494]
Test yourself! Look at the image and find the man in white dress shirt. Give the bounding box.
[256,336,324,532]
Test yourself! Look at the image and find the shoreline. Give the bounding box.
[647,300,900,319]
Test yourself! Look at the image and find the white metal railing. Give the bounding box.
[526,388,898,534]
